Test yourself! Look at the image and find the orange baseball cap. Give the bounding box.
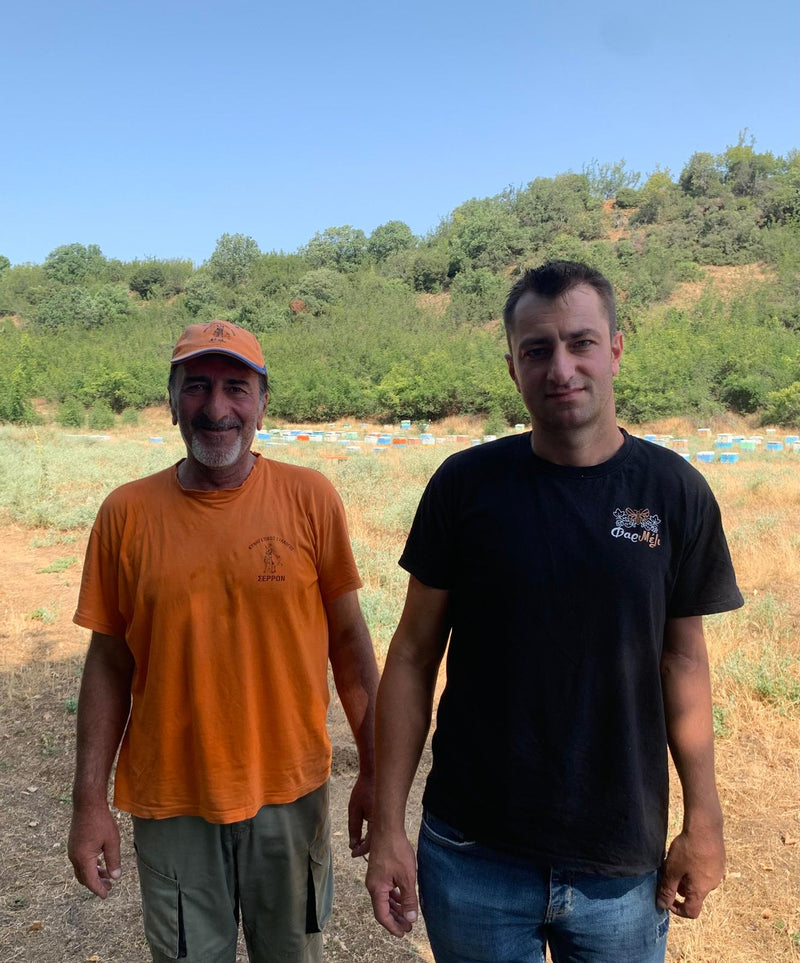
[170,320,267,375]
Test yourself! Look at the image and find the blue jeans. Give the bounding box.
[417,811,669,963]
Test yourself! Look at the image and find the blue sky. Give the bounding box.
[2,0,797,267]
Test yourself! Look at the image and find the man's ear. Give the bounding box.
[257,393,269,431]
[505,353,521,394]
[611,332,623,376]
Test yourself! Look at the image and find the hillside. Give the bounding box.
[0,139,797,427]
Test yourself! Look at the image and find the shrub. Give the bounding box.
[56,397,85,428]
[483,408,508,437]
[760,382,800,427]
[120,408,140,426]
[87,400,115,430]
[614,187,640,209]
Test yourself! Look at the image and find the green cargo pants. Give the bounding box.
[132,782,332,963]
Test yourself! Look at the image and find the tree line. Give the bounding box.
[1,134,797,428]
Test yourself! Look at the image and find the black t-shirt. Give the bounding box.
[400,430,743,875]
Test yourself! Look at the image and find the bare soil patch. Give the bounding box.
[666,263,773,309]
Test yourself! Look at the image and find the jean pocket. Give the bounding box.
[135,848,184,959]
[420,810,478,851]
[656,906,670,942]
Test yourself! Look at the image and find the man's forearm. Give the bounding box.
[73,632,134,805]
[372,642,439,833]
[327,591,379,775]
[330,621,379,774]
[657,617,725,917]
[661,633,722,825]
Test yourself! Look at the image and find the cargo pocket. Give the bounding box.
[305,829,333,933]
[135,846,186,959]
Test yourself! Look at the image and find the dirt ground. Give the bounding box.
[1,523,797,962]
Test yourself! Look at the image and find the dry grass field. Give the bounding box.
[0,409,797,962]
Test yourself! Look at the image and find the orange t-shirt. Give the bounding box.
[73,454,362,823]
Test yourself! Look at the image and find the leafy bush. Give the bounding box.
[761,382,800,427]
[35,287,98,329]
[483,408,508,436]
[614,187,640,209]
[87,400,115,430]
[56,397,85,427]
[129,262,166,300]
[447,268,506,324]
[0,368,36,423]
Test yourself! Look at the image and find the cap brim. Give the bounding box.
[170,347,267,375]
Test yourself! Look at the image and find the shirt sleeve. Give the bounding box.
[312,475,363,603]
[73,498,129,638]
[667,473,744,618]
[399,461,458,590]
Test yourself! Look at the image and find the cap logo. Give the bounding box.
[206,321,235,344]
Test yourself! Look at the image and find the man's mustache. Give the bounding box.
[191,415,242,431]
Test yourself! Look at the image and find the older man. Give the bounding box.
[69,320,378,963]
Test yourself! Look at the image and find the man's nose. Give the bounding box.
[547,346,574,385]
[204,385,230,421]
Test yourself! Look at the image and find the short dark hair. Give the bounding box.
[503,260,617,338]
[168,364,269,403]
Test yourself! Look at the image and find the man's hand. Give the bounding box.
[657,825,725,918]
[366,830,419,938]
[68,803,122,898]
[348,771,374,858]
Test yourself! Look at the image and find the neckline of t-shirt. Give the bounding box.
[523,429,634,478]
[174,452,263,498]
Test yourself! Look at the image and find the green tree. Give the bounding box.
[582,158,641,199]
[93,284,134,322]
[631,169,678,224]
[678,152,723,198]
[447,268,506,323]
[35,287,98,329]
[129,261,166,300]
[367,221,416,261]
[761,382,800,427]
[56,397,85,427]
[43,243,106,284]
[0,364,35,423]
[614,187,640,209]
[511,173,600,247]
[87,400,115,429]
[720,132,779,198]
[183,273,226,316]
[0,255,10,276]
[292,268,347,315]
[443,197,525,273]
[761,151,800,225]
[82,368,138,413]
[382,245,449,292]
[250,253,308,297]
[0,263,48,315]
[207,233,261,287]
[304,226,368,272]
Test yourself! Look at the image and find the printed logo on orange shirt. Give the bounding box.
[248,535,296,582]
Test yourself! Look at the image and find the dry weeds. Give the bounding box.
[0,411,797,962]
